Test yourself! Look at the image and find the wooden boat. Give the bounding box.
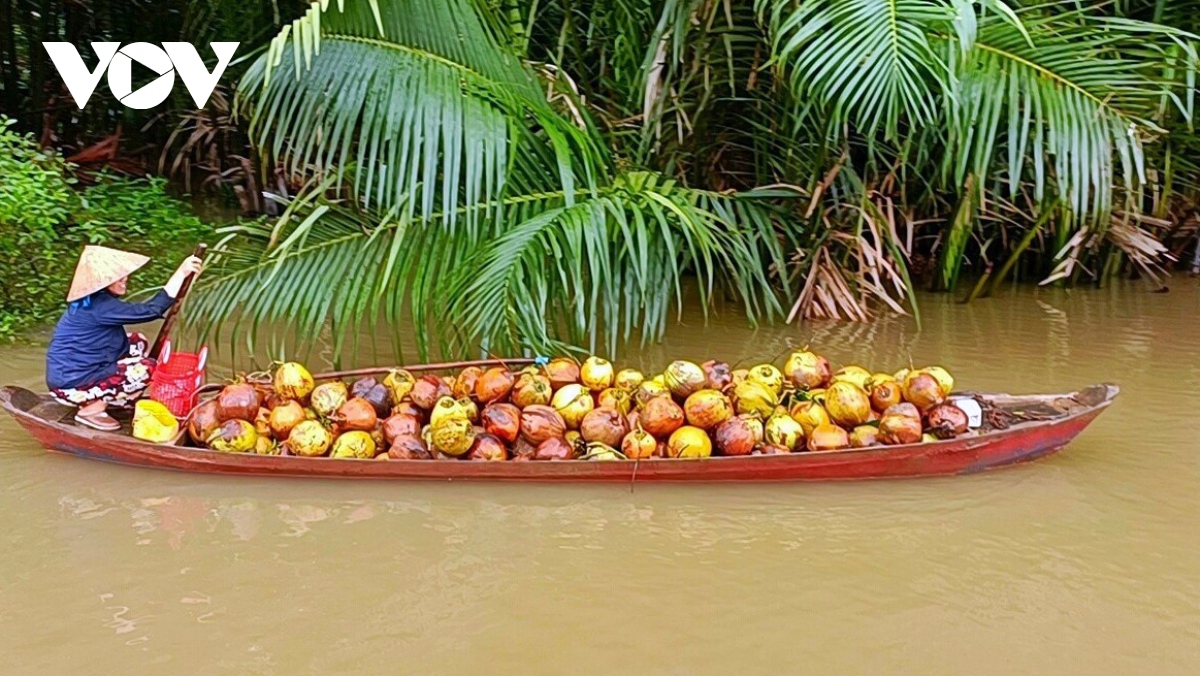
[0,359,1117,482]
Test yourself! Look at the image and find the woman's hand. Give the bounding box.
[164,255,204,298]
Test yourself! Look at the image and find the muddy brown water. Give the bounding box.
[1,281,1198,675]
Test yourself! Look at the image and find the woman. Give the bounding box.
[46,245,203,431]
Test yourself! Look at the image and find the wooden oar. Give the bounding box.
[149,243,207,361]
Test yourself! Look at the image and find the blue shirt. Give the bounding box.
[45,290,176,390]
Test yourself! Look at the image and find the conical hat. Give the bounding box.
[67,246,150,302]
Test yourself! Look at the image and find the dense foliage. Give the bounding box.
[0,118,213,340]
[5,0,1200,359]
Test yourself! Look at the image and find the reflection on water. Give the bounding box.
[2,279,1199,675]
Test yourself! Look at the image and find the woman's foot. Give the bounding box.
[75,403,120,432]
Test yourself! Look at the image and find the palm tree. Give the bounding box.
[188,0,1196,362]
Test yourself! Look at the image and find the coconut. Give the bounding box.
[430,396,469,428]
[701,360,733,391]
[351,377,392,417]
[765,413,804,451]
[534,437,576,461]
[411,375,451,410]
[430,417,475,457]
[388,434,432,460]
[289,420,333,456]
[132,400,179,444]
[878,413,922,445]
[580,356,615,392]
[382,414,422,446]
[251,407,271,439]
[614,369,645,392]
[267,400,306,441]
[714,417,756,456]
[331,431,376,459]
[739,413,765,446]
[782,351,832,390]
[621,429,657,459]
[869,380,903,412]
[273,362,314,402]
[187,400,221,446]
[663,361,706,399]
[596,388,632,416]
[391,401,424,420]
[216,382,259,422]
[922,366,955,397]
[788,400,831,438]
[311,382,349,418]
[580,408,629,448]
[884,402,921,420]
[825,381,872,428]
[334,397,377,433]
[382,368,416,404]
[831,365,871,390]
[893,368,911,384]
[747,364,784,395]
[519,405,567,445]
[480,403,521,444]
[849,426,880,448]
[667,426,713,458]
[564,431,586,456]
[207,419,257,453]
[369,423,386,451]
[581,443,625,461]
[753,444,790,455]
[255,436,281,455]
[453,367,484,399]
[732,380,778,418]
[640,396,685,438]
[458,397,479,423]
[866,372,896,391]
[902,372,945,411]
[544,358,581,390]
[475,367,515,403]
[683,389,733,430]
[551,384,594,429]
[512,373,553,408]
[807,424,849,451]
[925,403,968,439]
[633,380,671,409]
[468,433,510,461]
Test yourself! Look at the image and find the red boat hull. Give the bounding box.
[1,384,1114,482]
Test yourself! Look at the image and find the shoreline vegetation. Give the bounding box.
[3,0,1200,356]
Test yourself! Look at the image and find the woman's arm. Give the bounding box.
[92,290,176,325]
[93,256,203,326]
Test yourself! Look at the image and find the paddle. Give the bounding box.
[149,243,207,361]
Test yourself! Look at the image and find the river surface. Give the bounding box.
[1,281,1198,675]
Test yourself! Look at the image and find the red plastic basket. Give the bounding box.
[149,340,208,418]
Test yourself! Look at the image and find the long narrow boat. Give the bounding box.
[1,356,1116,482]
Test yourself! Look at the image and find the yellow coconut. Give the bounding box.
[289,420,333,456]
[132,399,180,443]
[747,364,784,395]
[732,380,778,418]
[764,412,804,451]
[614,369,645,392]
[667,426,713,458]
[782,350,832,391]
[831,365,871,390]
[552,383,594,429]
[788,400,831,438]
[273,362,315,402]
[580,356,615,392]
[824,381,872,428]
[663,361,707,399]
[331,430,376,459]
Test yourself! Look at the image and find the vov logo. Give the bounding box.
[42,42,239,110]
